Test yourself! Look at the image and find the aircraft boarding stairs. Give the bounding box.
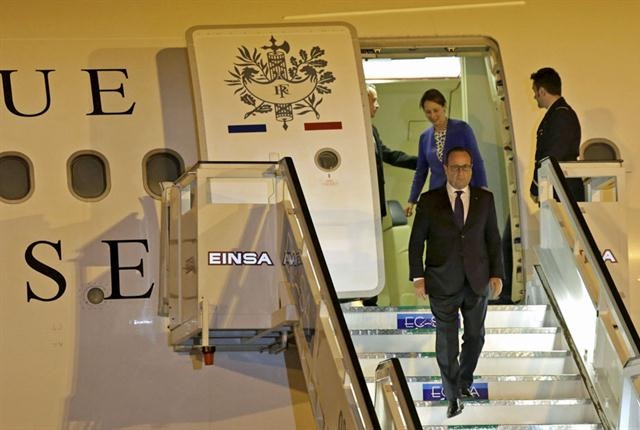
[338,157,640,429]
[347,157,639,429]
[343,303,600,428]
[160,157,639,429]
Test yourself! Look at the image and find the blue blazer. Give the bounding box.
[408,119,488,203]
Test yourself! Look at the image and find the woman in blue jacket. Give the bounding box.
[405,89,488,216]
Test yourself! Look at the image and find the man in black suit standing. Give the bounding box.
[529,67,583,203]
[496,68,581,305]
[408,147,503,418]
[367,84,417,217]
[363,84,417,306]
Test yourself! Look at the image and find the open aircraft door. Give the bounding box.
[186,23,383,300]
[159,23,390,429]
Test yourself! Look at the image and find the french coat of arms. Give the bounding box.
[225,36,336,130]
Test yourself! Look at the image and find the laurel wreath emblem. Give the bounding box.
[225,36,336,130]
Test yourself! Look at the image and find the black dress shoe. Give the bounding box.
[446,398,464,418]
[362,296,378,306]
[459,386,475,398]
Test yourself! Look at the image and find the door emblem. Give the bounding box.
[226,36,336,130]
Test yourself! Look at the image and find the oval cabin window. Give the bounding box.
[68,152,110,200]
[143,150,184,198]
[0,153,33,202]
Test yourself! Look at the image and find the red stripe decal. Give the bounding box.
[304,121,343,131]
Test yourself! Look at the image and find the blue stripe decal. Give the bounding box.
[397,313,460,329]
[397,313,437,329]
[228,124,267,133]
[422,382,489,401]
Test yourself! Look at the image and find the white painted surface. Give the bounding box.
[188,24,383,298]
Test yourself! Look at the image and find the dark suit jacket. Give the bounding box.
[373,125,417,217]
[530,97,584,200]
[408,186,504,296]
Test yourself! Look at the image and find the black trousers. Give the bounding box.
[429,282,488,400]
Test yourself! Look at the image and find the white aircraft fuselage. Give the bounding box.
[1,1,638,428]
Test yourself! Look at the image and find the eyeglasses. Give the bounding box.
[447,164,472,173]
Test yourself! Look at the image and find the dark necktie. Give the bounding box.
[454,190,464,228]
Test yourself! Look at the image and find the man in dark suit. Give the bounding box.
[530,67,583,203]
[408,146,504,418]
[495,68,582,305]
[363,85,417,306]
[367,84,418,218]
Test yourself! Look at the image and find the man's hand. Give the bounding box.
[413,278,427,300]
[489,277,503,300]
[405,203,416,217]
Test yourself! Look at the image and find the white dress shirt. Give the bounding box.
[446,183,470,224]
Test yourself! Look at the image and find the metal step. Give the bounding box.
[343,305,556,330]
[421,423,602,429]
[416,399,600,426]
[367,374,587,401]
[345,303,601,428]
[358,351,577,376]
[351,328,565,353]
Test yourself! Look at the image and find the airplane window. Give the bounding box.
[0,152,33,203]
[580,138,621,161]
[68,151,110,200]
[143,150,184,198]
[315,148,341,172]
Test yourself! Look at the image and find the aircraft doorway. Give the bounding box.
[359,37,523,303]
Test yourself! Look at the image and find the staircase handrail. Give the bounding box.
[539,157,640,355]
[279,157,381,429]
[537,157,640,428]
[374,358,422,429]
